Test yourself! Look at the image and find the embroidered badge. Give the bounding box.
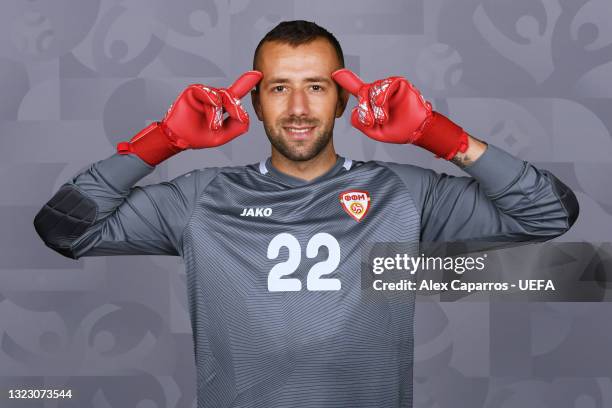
[339,190,371,222]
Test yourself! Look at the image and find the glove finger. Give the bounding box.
[189,85,226,130]
[407,80,432,111]
[187,85,221,112]
[228,71,263,99]
[372,78,401,108]
[186,85,223,130]
[370,77,403,125]
[219,88,249,124]
[331,68,364,97]
[350,107,367,132]
[219,115,249,144]
[351,107,388,143]
[356,87,374,127]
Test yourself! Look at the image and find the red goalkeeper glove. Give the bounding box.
[117,71,263,165]
[332,68,468,160]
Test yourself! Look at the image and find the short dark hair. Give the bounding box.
[252,20,345,74]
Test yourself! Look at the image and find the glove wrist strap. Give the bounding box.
[117,122,183,166]
[415,112,469,160]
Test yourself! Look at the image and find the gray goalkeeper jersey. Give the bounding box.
[34,144,578,408]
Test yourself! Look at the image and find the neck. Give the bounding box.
[270,142,338,182]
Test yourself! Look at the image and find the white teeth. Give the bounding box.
[286,128,311,133]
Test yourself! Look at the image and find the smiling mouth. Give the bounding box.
[283,126,316,138]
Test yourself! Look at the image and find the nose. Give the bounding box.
[287,88,310,117]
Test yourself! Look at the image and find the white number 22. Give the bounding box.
[267,232,341,292]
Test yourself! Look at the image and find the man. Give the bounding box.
[34,20,578,408]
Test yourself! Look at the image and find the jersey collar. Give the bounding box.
[259,155,352,187]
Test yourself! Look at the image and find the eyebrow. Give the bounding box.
[266,76,332,85]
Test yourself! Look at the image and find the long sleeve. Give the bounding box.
[33,153,218,259]
[381,144,579,248]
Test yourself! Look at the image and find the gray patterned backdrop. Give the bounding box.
[1,0,611,407]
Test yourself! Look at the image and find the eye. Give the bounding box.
[272,85,286,93]
[311,84,324,92]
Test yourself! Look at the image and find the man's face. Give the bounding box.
[251,38,348,162]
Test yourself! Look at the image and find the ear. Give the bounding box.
[250,90,263,121]
[335,87,349,118]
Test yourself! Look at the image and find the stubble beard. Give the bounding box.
[264,116,334,162]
